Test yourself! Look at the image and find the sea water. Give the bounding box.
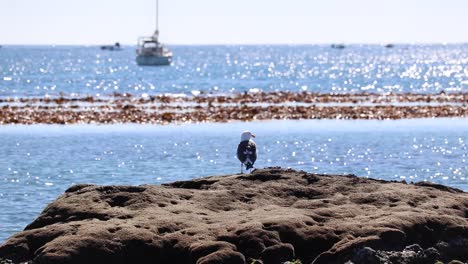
[1,44,467,97]
[0,119,467,242]
[0,45,467,243]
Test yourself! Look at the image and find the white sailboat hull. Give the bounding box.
[136,54,172,66]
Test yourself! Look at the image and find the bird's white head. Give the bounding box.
[241,131,256,142]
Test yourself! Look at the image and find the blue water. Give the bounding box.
[0,119,467,243]
[1,44,467,97]
[0,45,467,244]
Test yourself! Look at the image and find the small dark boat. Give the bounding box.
[331,43,345,49]
[384,43,395,48]
[100,42,122,51]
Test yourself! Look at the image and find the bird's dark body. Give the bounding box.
[237,140,257,170]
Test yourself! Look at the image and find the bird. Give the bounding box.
[237,131,257,173]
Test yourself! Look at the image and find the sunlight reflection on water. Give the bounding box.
[1,45,467,97]
[0,118,467,242]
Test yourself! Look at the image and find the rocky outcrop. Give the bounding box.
[0,168,467,264]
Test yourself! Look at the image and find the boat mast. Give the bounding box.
[154,0,159,41]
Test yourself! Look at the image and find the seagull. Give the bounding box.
[237,131,257,173]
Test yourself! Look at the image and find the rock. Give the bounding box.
[404,244,423,253]
[424,247,441,263]
[447,261,465,264]
[349,244,442,264]
[261,243,294,264]
[196,249,245,264]
[351,247,381,264]
[436,237,468,262]
[0,168,467,264]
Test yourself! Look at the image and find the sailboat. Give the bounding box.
[136,0,172,66]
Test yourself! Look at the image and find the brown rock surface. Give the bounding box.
[0,168,467,264]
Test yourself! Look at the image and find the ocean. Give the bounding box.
[0,44,467,243]
[1,44,467,97]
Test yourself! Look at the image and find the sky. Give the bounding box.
[1,0,467,45]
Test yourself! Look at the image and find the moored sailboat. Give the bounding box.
[136,0,172,66]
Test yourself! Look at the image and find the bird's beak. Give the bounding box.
[251,134,256,138]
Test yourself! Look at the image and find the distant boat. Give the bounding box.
[331,43,345,49]
[100,42,122,51]
[136,0,172,66]
[384,43,395,48]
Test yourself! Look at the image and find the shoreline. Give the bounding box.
[1,92,467,124]
[1,117,467,131]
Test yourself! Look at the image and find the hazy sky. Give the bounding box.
[1,0,467,45]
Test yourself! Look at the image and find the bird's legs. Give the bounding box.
[240,163,243,174]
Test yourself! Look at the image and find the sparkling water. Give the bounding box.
[0,119,467,242]
[0,45,467,243]
[1,44,467,97]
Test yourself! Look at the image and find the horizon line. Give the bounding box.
[2,41,467,46]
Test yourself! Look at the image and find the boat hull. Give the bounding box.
[136,55,172,66]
